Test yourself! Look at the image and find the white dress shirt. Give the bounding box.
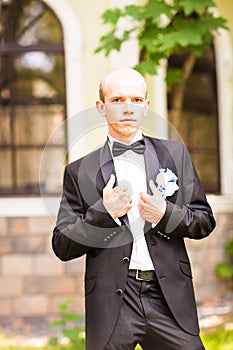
[108,132,154,271]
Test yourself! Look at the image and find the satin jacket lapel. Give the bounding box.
[143,137,160,233]
[99,140,129,227]
[143,136,160,194]
[99,141,116,186]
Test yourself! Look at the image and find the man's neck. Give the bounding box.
[108,131,143,145]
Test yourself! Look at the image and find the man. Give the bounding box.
[52,68,215,350]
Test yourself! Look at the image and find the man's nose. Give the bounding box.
[122,98,134,114]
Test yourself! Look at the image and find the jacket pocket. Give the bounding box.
[179,261,193,279]
[85,276,95,296]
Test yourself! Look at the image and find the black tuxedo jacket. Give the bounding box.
[52,136,215,350]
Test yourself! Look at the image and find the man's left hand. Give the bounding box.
[139,180,166,224]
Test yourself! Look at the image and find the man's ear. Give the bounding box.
[144,99,151,116]
[96,100,106,117]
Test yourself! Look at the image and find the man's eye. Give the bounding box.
[112,98,121,103]
[134,98,144,103]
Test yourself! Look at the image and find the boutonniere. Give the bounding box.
[155,168,179,198]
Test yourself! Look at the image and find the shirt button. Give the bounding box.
[116,289,124,296]
[122,257,130,264]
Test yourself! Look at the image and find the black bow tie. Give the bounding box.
[112,140,145,157]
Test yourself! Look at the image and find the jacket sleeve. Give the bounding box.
[52,164,122,261]
[154,142,216,239]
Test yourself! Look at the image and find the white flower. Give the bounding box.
[155,168,179,198]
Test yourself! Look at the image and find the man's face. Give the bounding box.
[96,70,150,143]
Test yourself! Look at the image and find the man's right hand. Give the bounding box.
[103,174,132,218]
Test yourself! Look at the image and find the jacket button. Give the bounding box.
[122,257,129,264]
[116,289,124,296]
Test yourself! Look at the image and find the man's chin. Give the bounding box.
[116,127,141,141]
[120,125,139,134]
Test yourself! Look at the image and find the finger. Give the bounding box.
[116,202,132,217]
[149,180,158,195]
[138,202,145,212]
[140,192,149,203]
[139,196,146,206]
[125,202,133,212]
[139,196,148,211]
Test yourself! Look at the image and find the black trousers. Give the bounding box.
[104,275,205,350]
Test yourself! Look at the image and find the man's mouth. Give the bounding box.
[119,119,137,123]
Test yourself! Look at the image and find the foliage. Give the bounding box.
[96,0,229,143]
[48,298,85,350]
[95,0,228,83]
[201,323,233,350]
[1,323,233,350]
[215,240,233,281]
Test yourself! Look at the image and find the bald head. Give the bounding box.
[99,68,147,102]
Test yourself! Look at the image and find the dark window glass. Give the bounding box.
[0,0,66,196]
[167,47,220,194]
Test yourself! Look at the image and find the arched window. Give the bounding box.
[0,0,66,196]
[167,46,220,194]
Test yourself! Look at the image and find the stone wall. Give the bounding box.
[0,209,232,320]
[187,211,233,304]
[0,216,85,319]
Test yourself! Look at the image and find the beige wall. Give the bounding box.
[216,0,233,41]
[67,0,112,107]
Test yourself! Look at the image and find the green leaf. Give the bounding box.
[179,0,216,16]
[161,30,202,50]
[63,328,81,342]
[134,61,157,76]
[143,0,173,22]
[226,240,233,259]
[138,35,158,53]
[59,297,75,312]
[199,13,228,33]
[161,14,226,50]
[48,337,59,346]
[125,5,143,20]
[95,31,123,56]
[215,262,233,280]
[101,8,123,25]
[50,319,66,327]
[166,68,182,85]
[64,313,81,322]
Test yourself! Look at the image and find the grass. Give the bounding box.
[1,324,233,350]
[201,324,233,350]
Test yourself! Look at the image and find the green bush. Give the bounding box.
[215,239,233,281]
[201,324,233,350]
[48,298,85,350]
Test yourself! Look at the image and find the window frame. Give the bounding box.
[167,46,221,194]
[0,0,67,196]
[0,0,84,216]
